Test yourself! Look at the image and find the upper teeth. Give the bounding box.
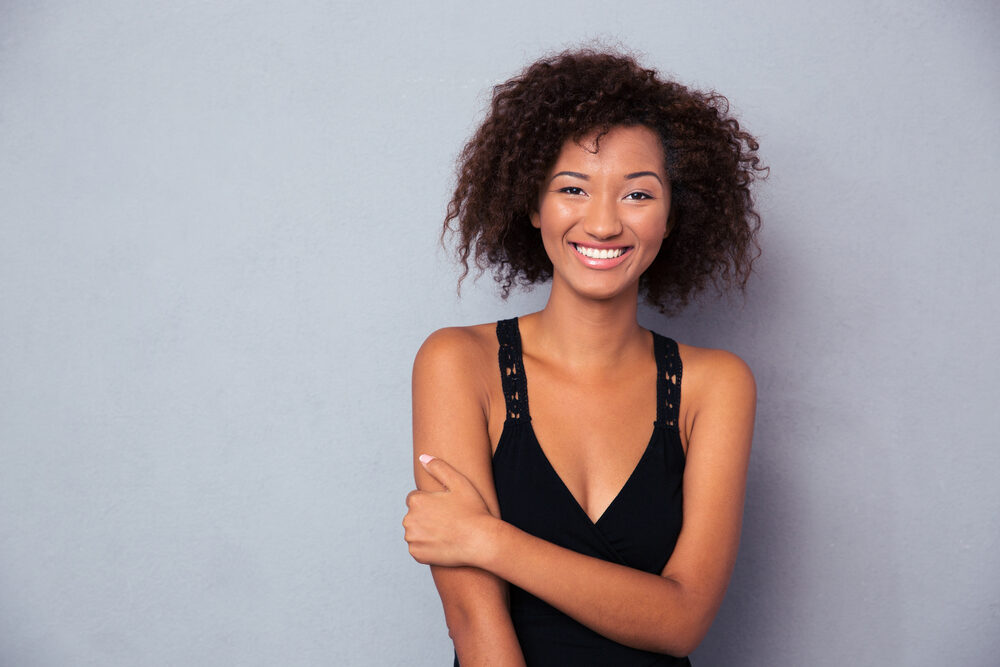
[575,245,625,259]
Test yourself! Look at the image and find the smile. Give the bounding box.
[572,244,629,259]
[569,243,633,270]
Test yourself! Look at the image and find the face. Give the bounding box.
[530,125,671,303]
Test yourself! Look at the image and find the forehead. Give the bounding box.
[551,125,666,172]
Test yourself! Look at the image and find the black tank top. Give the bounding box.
[454,318,690,666]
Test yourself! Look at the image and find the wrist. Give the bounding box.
[470,514,506,569]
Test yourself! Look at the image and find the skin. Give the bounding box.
[404,126,756,662]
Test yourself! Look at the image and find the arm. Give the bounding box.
[407,329,526,666]
[409,350,755,656]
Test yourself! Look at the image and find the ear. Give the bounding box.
[530,210,541,229]
[664,208,676,238]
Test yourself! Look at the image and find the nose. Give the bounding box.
[582,195,623,240]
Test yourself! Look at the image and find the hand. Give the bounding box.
[403,455,498,568]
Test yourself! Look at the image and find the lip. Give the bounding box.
[570,242,633,270]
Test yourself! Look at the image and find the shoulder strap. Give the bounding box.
[496,318,530,421]
[653,332,683,428]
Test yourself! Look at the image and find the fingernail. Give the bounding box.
[418,454,435,465]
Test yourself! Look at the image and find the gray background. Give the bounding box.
[1,1,998,665]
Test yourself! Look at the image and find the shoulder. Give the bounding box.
[413,323,499,394]
[414,323,497,372]
[674,342,756,411]
[668,343,757,468]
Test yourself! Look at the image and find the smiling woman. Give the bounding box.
[532,125,671,302]
[402,48,767,666]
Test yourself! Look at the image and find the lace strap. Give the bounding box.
[654,332,682,428]
[496,318,529,421]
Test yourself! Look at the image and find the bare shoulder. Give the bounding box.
[676,342,755,396]
[414,323,496,367]
[411,323,502,498]
[674,342,756,439]
[413,323,497,384]
[412,322,501,420]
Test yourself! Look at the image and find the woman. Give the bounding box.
[403,49,765,665]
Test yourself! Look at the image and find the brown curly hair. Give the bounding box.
[444,48,767,313]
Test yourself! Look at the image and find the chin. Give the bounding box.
[570,281,636,303]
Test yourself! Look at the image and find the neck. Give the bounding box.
[526,275,647,371]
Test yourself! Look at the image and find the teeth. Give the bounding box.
[574,244,625,259]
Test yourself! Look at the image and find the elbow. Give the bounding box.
[657,621,708,658]
[653,583,717,657]
[671,630,706,659]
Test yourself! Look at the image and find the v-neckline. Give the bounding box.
[509,317,662,528]
[526,422,660,527]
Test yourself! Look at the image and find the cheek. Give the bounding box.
[540,198,575,223]
[536,200,576,239]
[533,208,560,258]
[631,211,670,270]
[623,207,669,240]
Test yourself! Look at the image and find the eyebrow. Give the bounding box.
[550,171,589,182]
[625,171,663,184]
[549,170,664,184]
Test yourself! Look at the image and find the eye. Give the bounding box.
[558,186,586,196]
[625,191,653,201]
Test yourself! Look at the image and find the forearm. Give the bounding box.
[431,565,526,667]
[477,520,709,656]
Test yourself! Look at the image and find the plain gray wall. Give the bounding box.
[1,1,998,665]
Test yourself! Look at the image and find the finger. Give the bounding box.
[405,489,420,507]
[417,454,463,490]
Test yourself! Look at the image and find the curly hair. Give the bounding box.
[444,48,767,313]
